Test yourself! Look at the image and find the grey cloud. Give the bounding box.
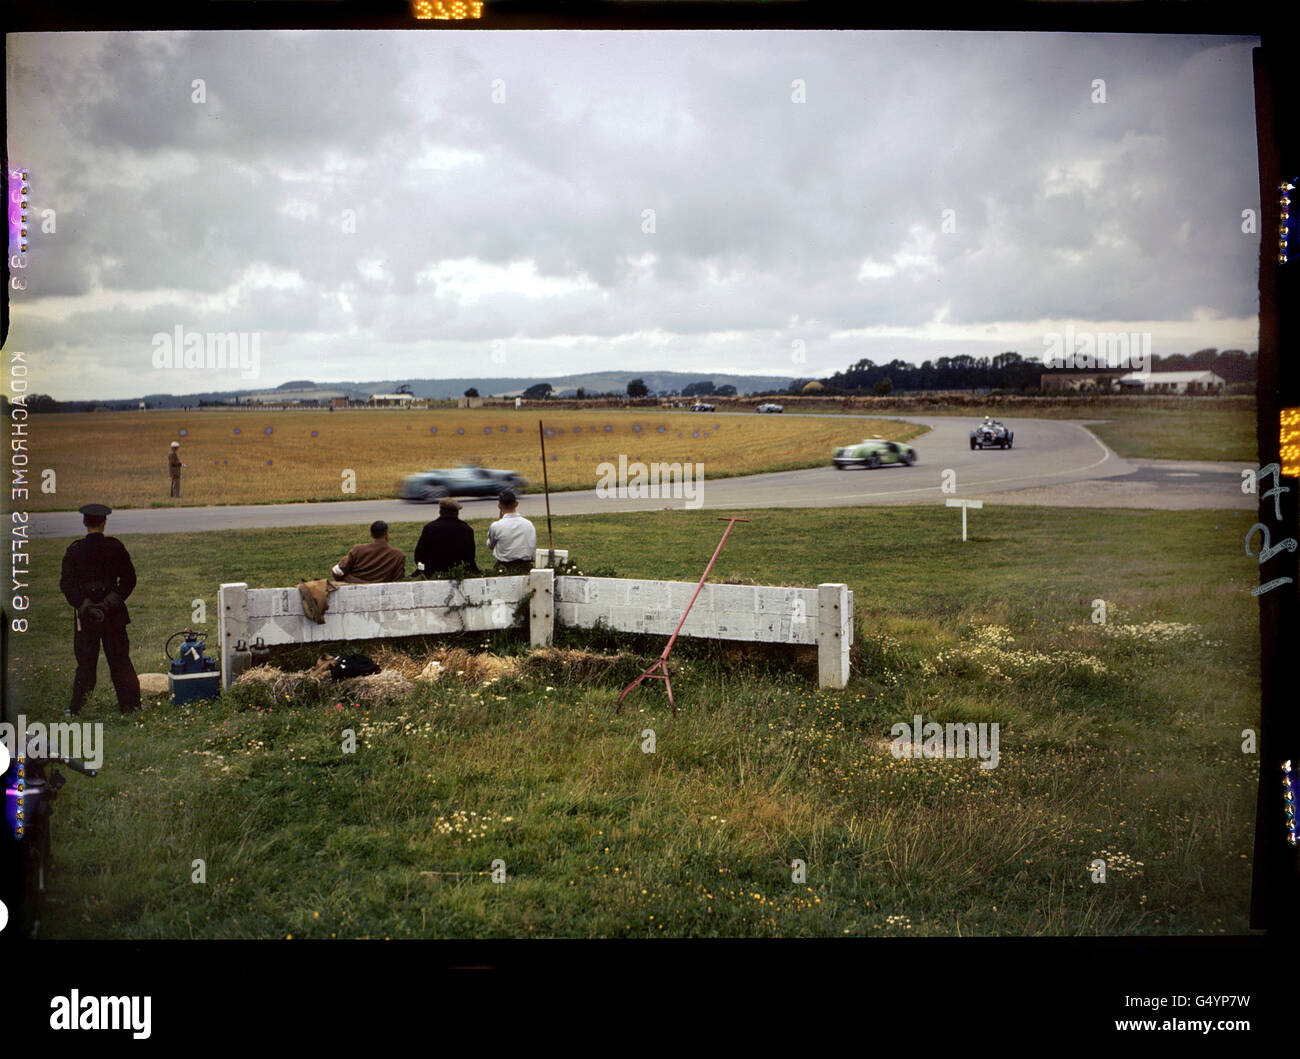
[6,30,1261,399]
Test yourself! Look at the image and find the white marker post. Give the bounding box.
[946,498,983,541]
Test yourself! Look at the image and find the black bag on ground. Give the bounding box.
[330,654,382,680]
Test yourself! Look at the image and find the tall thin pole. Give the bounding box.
[616,517,750,714]
[538,419,554,552]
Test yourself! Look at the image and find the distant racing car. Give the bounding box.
[399,465,526,502]
[690,402,716,412]
[970,417,1014,449]
[755,403,784,413]
[832,436,917,469]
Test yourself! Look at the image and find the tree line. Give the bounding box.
[810,348,1257,395]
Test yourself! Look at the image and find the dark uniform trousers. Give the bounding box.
[71,619,140,714]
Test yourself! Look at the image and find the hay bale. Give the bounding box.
[232,647,522,699]
[347,669,414,704]
[234,665,281,686]
[433,647,474,678]
[138,673,169,696]
[472,653,518,684]
[416,659,445,683]
[233,665,318,699]
[370,646,428,681]
[412,647,518,685]
[519,647,626,683]
[305,655,335,683]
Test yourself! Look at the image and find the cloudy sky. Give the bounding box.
[7,29,1262,400]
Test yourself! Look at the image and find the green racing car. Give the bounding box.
[831,436,918,469]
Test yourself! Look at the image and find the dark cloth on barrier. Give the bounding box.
[298,578,341,624]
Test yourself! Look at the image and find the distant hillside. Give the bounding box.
[58,371,797,409]
[358,371,795,400]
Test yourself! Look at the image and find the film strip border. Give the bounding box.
[1282,177,1296,264]
[1285,760,1298,847]
[8,166,30,291]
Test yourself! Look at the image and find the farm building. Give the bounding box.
[1117,370,1226,394]
[1039,368,1130,392]
[243,387,351,406]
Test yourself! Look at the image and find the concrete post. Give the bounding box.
[817,583,851,689]
[529,567,554,647]
[218,582,249,691]
[533,547,569,569]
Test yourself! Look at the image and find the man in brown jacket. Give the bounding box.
[332,520,406,583]
[168,441,184,497]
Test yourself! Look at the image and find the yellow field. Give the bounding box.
[22,408,925,511]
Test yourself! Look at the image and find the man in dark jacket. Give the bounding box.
[59,504,141,715]
[414,498,480,577]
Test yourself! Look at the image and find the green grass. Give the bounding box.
[773,396,1256,462]
[1081,408,1257,462]
[933,404,1257,462]
[8,505,1260,937]
[879,400,1256,462]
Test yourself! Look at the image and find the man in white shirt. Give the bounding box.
[486,489,537,574]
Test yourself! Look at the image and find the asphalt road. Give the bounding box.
[29,414,1254,539]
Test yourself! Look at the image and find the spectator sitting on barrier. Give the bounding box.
[332,520,407,583]
[486,488,536,575]
[414,498,480,578]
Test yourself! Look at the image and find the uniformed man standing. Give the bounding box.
[168,441,184,498]
[59,504,141,715]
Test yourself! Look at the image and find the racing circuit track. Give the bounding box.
[29,414,1255,539]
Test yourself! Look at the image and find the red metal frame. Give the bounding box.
[616,517,749,714]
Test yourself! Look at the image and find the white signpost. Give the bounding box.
[946,498,984,541]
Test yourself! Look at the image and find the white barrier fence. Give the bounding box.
[218,572,853,692]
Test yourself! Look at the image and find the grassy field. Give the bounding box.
[22,408,925,512]
[908,404,1256,462]
[8,504,1260,938]
[21,400,1256,515]
[770,396,1258,462]
[1080,407,1257,462]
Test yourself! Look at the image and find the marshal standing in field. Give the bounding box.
[59,504,141,716]
[168,440,185,497]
